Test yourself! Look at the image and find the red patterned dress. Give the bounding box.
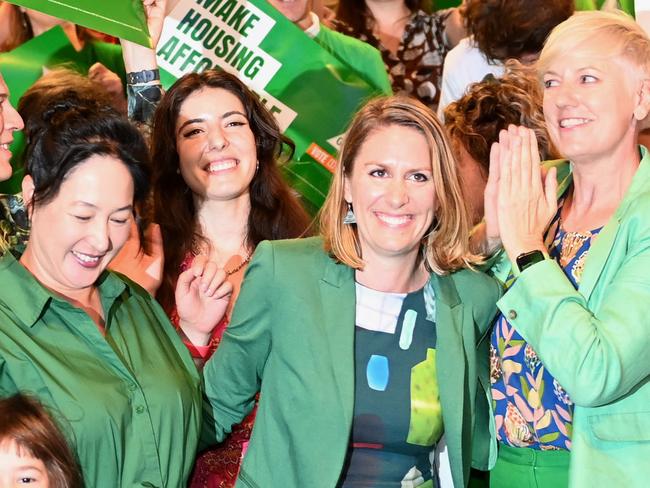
[170,252,257,488]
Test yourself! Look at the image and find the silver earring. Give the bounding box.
[343,203,356,224]
[256,160,260,173]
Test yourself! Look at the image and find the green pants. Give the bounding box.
[489,444,569,488]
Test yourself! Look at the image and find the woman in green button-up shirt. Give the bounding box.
[0,98,230,487]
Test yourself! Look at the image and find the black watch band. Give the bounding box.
[515,250,546,273]
[127,69,160,85]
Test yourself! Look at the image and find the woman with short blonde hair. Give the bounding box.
[485,10,650,487]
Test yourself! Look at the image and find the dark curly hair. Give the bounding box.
[461,0,574,62]
[151,69,311,311]
[444,61,558,174]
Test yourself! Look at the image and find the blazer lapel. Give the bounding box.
[579,147,650,300]
[319,257,356,426]
[429,274,465,475]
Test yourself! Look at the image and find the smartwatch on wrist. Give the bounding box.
[515,250,546,273]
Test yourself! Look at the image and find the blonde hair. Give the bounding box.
[320,95,479,274]
[538,10,650,76]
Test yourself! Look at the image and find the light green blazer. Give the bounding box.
[202,237,501,487]
[491,148,650,487]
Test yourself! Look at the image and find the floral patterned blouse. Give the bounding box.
[332,10,451,111]
[0,193,29,256]
[490,213,603,450]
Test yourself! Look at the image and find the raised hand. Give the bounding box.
[121,0,168,73]
[142,0,168,48]
[494,125,557,264]
[176,255,233,347]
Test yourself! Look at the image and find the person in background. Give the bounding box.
[333,0,465,110]
[265,0,392,94]
[437,0,574,119]
[484,10,650,487]
[192,95,501,487]
[0,394,83,488]
[444,63,558,225]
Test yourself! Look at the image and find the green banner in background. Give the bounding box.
[5,0,152,47]
[157,0,388,210]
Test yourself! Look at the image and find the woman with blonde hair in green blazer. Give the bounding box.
[484,10,650,488]
[180,95,501,487]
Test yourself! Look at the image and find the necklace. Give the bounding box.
[225,250,252,276]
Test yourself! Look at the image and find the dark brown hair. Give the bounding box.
[18,68,113,130]
[444,62,558,173]
[335,0,428,36]
[0,394,82,487]
[461,0,574,62]
[151,70,311,310]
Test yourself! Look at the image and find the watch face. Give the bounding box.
[516,250,545,272]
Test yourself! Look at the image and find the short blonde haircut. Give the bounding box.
[320,95,479,274]
[538,10,650,76]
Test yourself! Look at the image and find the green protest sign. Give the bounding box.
[157,0,389,210]
[5,0,151,47]
[0,26,125,194]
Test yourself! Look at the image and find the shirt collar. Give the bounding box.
[303,11,320,39]
[0,251,127,328]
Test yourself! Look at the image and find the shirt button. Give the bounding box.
[508,310,517,320]
[128,383,137,391]
[135,405,145,414]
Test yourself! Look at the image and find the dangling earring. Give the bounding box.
[343,202,356,224]
[255,160,260,173]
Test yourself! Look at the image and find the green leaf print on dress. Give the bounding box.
[407,348,443,446]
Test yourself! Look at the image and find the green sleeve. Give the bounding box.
[497,247,650,407]
[200,241,274,446]
[314,26,392,95]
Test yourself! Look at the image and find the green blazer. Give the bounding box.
[491,148,650,487]
[202,237,501,487]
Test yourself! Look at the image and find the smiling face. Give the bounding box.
[0,74,25,181]
[542,45,647,166]
[0,441,49,488]
[175,87,258,204]
[21,154,134,296]
[344,124,436,267]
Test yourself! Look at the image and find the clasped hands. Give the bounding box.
[176,256,233,347]
[484,125,558,264]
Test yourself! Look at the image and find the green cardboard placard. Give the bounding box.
[5,0,151,47]
[156,0,389,209]
[0,26,97,194]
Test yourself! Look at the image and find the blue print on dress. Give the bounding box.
[367,355,390,391]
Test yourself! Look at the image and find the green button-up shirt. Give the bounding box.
[0,252,202,487]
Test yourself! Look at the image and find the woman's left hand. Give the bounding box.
[493,125,558,263]
[176,255,233,346]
